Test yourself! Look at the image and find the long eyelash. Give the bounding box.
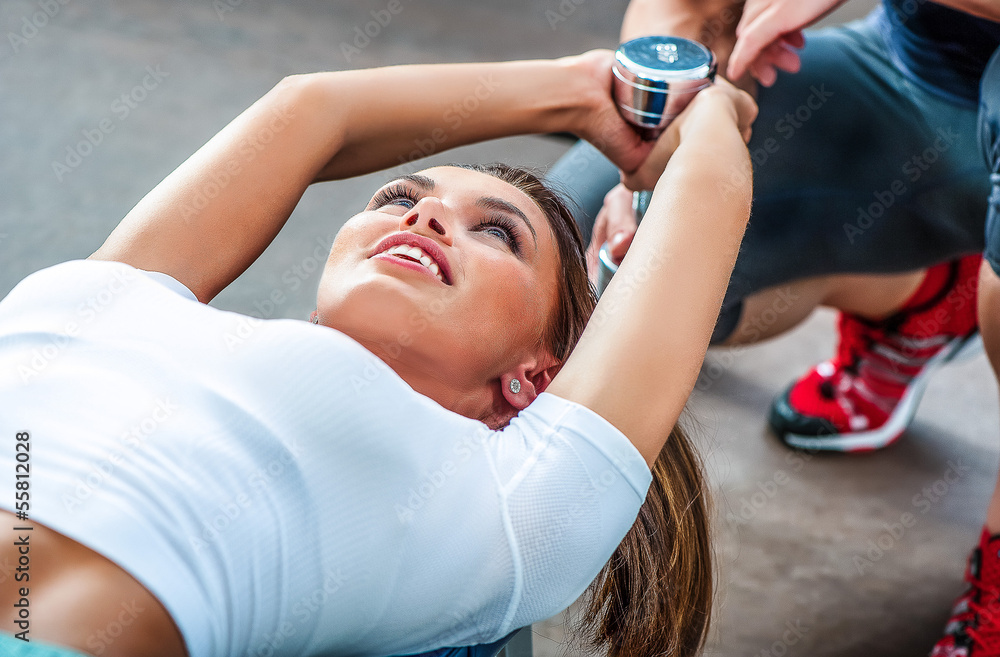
[474,213,522,256]
[370,183,419,209]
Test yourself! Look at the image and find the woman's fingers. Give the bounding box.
[602,185,638,264]
[587,184,637,282]
[586,184,637,278]
[609,227,637,264]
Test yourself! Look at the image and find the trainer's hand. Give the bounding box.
[622,77,757,191]
[728,0,846,84]
[585,184,637,285]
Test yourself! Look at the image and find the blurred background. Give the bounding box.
[1,1,997,656]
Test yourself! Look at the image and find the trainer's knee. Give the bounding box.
[978,260,1000,372]
[979,47,1000,173]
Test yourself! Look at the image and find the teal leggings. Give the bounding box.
[0,633,90,657]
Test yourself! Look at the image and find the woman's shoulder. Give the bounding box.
[3,259,192,306]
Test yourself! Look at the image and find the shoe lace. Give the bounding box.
[817,314,879,402]
[835,313,879,375]
[965,579,1000,651]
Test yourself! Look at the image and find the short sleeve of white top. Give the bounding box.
[0,260,651,657]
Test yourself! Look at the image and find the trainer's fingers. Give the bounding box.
[729,6,786,79]
[765,41,802,74]
[750,60,778,87]
[783,29,806,49]
[735,0,771,38]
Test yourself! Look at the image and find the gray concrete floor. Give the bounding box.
[1,1,997,656]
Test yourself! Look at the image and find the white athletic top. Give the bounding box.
[0,260,651,657]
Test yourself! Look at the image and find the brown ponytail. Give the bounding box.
[462,162,714,657]
[582,421,712,657]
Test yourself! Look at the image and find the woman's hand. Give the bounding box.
[564,50,657,178]
[585,184,637,284]
[622,76,757,191]
[727,0,847,84]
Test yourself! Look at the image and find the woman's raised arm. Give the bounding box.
[89,53,651,303]
[547,80,757,466]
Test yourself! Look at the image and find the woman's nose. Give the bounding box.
[401,197,453,244]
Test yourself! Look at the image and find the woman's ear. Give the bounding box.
[501,352,561,411]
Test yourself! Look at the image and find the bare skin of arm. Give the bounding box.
[89,53,651,304]
[549,83,756,465]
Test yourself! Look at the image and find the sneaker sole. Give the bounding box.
[780,330,980,452]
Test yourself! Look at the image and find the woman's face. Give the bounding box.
[316,166,562,423]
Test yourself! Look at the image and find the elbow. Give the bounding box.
[267,72,323,113]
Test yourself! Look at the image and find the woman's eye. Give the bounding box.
[385,197,415,209]
[482,225,511,241]
[370,185,419,211]
[475,217,521,255]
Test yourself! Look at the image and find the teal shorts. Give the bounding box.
[0,633,90,656]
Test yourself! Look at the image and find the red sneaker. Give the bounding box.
[931,528,1000,657]
[768,255,982,452]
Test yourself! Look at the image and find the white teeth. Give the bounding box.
[382,243,446,283]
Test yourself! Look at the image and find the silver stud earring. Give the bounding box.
[509,378,521,394]
[311,314,320,324]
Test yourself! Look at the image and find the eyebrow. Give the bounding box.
[399,174,436,191]
[476,196,538,249]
